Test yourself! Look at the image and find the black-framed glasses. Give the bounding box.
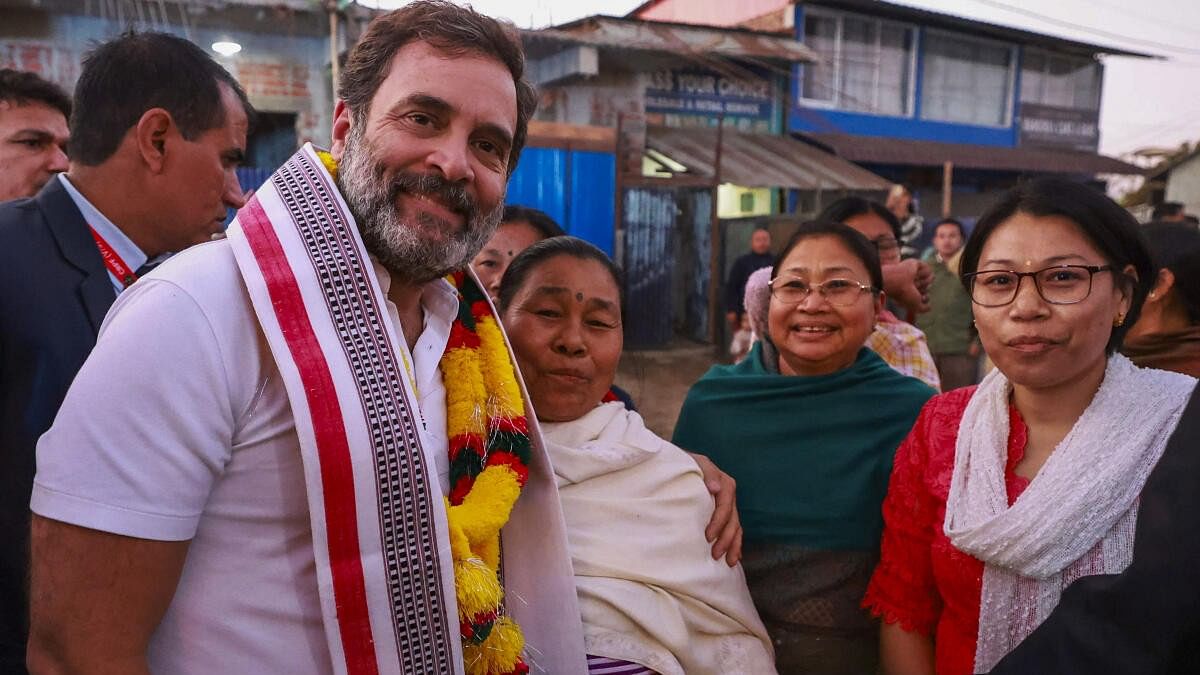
[964,264,1114,307]
[770,276,876,307]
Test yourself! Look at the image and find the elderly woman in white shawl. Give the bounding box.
[497,236,775,675]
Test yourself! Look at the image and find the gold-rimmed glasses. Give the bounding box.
[769,276,876,307]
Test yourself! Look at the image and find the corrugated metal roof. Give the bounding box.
[806,0,1155,59]
[646,126,892,190]
[627,0,1154,59]
[528,15,819,63]
[803,132,1144,175]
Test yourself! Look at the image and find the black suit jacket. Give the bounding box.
[0,178,115,672]
[987,385,1200,675]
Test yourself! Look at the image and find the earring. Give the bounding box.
[1114,313,1126,327]
[1150,292,1157,299]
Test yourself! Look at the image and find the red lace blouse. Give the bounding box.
[863,387,1031,675]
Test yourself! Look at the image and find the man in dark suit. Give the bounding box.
[0,32,251,672]
[986,385,1200,675]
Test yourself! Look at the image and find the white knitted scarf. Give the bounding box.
[944,354,1195,672]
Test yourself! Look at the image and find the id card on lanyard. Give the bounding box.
[89,225,138,290]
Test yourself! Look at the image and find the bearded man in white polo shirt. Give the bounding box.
[25,3,740,674]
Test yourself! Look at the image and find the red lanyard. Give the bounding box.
[88,225,138,289]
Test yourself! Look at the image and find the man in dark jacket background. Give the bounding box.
[0,32,250,671]
[725,227,774,332]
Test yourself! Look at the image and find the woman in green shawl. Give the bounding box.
[673,221,935,674]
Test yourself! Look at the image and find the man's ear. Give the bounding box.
[330,100,353,161]
[134,108,174,173]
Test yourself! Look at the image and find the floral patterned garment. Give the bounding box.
[863,387,1031,675]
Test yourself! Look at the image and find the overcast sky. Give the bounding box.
[376,0,1200,159]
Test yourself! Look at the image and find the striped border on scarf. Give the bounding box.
[243,149,455,673]
[239,195,380,674]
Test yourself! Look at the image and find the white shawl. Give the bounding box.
[945,354,1195,671]
[542,403,776,675]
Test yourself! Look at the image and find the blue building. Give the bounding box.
[633,0,1145,232]
[519,16,891,346]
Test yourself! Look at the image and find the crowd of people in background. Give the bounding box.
[2,2,1200,674]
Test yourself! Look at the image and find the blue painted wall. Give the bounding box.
[789,106,1018,146]
[506,148,568,224]
[506,147,616,255]
[566,151,618,255]
[790,5,1022,148]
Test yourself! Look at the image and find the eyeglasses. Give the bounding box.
[770,276,876,307]
[963,265,1114,307]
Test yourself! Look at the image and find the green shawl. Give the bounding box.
[673,341,934,551]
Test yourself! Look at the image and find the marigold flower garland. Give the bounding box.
[319,150,530,675]
[442,270,531,675]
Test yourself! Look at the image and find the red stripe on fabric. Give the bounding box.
[240,197,380,675]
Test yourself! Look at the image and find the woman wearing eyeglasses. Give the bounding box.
[673,221,936,674]
[818,197,942,390]
[865,178,1197,675]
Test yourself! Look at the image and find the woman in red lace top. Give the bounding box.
[863,178,1197,675]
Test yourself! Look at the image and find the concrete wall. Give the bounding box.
[536,70,647,128]
[1166,155,1200,217]
[0,7,334,152]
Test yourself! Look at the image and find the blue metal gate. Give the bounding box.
[684,190,713,343]
[621,187,712,348]
[623,188,676,348]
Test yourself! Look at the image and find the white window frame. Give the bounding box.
[798,7,918,118]
[1020,46,1101,112]
[919,28,1018,129]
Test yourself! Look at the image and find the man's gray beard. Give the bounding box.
[336,127,503,285]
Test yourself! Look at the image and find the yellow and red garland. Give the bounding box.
[319,150,530,675]
[441,269,531,675]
